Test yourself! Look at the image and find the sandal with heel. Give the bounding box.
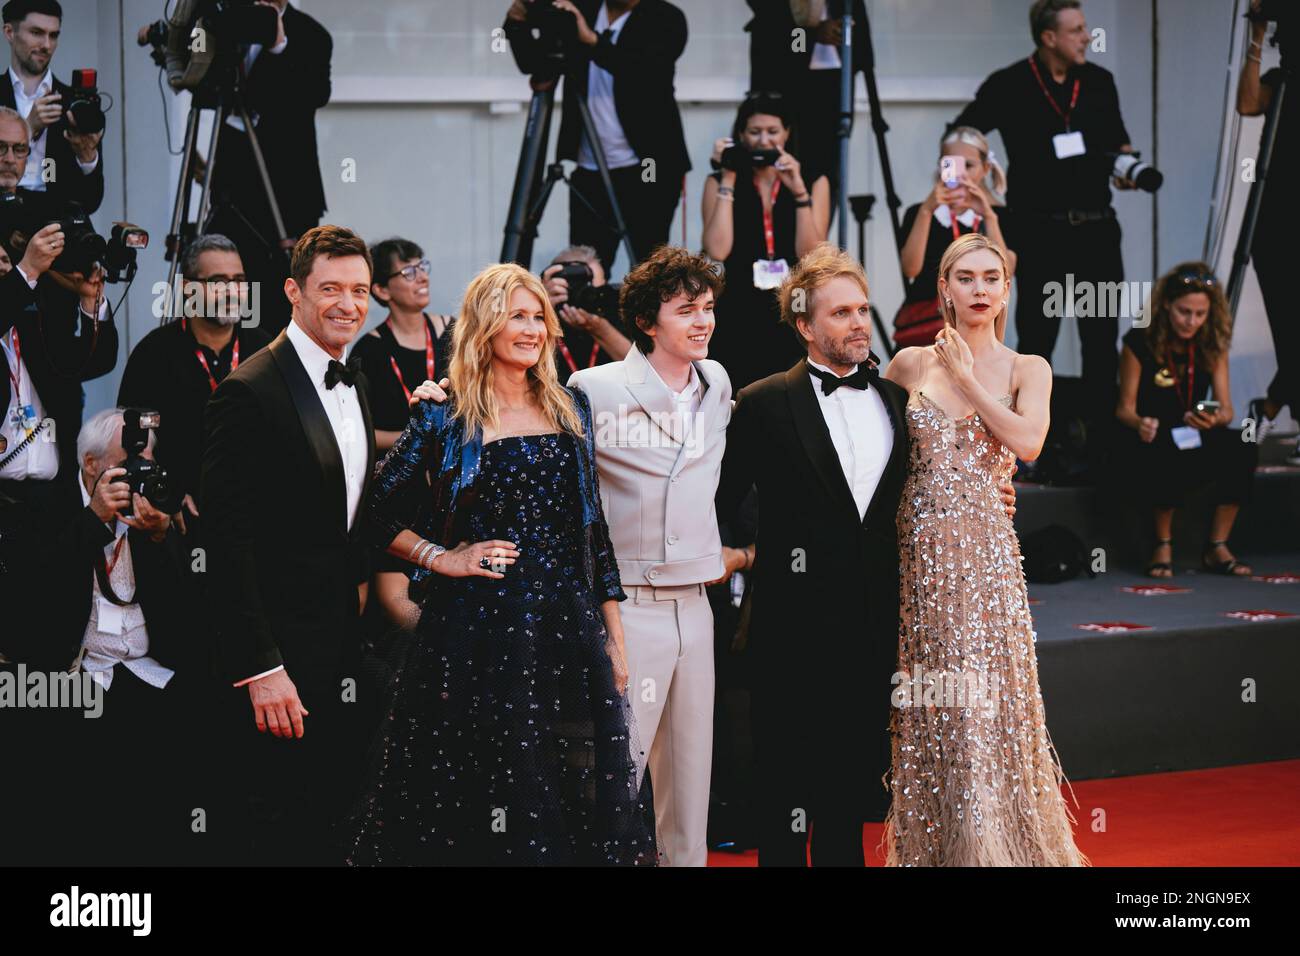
[1146,538,1173,578]
[1202,540,1252,576]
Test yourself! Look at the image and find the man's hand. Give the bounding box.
[248,669,310,739]
[705,545,751,587]
[552,0,598,45]
[63,111,103,165]
[409,377,451,407]
[506,0,529,22]
[559,303,599,332]
[120,493,171,542]
[74,264,105,315]
[173,493,200,536]
[18,222,64,279]
[255,0,287,47]
[89,467,130,523]
[27,91,62,139]
[541,263,568,308]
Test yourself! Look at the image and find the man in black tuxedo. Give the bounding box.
[716,243,907,866]
[200,224,375,865]
[207,0,332,337]
[504,0,690,271]
[1,0,105,214]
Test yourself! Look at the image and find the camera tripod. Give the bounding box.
[162,75,289,323]
[500,73,636,269]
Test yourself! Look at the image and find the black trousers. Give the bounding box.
[1013,214,1124,414]
[1121,426,1258,510]
[1252,202,1297,416]
[569,164,683,273]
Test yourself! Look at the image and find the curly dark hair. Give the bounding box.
[1143,261,1232,371]
[619,246,723,354]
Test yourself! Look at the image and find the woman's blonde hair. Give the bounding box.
[447,262,584,438]
[940,126,1008,197]
[1143,261,1232,370]
[937,233,1011,330]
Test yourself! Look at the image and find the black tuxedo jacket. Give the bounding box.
[716,356,909,820]
[199,329,374,692]
[0,268,119,479]
[0,75,105,214]
[506,0,691,176]
[7,473,192,673]
[217,3,332,238]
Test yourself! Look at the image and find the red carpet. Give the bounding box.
[706,759,1300,866]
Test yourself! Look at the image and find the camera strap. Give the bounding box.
[0,416,48,470]
[1,327,23,394]
[93,533,132,607]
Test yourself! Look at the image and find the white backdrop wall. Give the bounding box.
[6,0,1264,422]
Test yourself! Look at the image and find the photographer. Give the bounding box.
[2,0,104,214]
[952,0,1134,439]
[540,243,630,384]
[0,105,117,486]
[204,0,333,337]
[1237,0,1297,464]
[702,92,828,389]
[116,234,271,533]
[504,0,690,270]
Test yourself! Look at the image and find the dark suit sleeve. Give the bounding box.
[246,15,332,116]
[57,147,105,214]
[0,267,37,336]
[591,5,687,81]
[200,376,282,682]
[115,331,154,408]
[34,282,118,382]
[716,387,761,541]
[951,69,1002,134]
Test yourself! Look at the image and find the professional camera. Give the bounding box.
[114,409,179,518]
[0,193,147,283]
[552,261,621,319]
[1110,151,1164,193]
[138,0,280,93]
[66,69,106,136]
[719,145,781,173]
[520,0,580,72]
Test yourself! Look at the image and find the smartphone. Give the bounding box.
[940,155,962,189]
[1194,400,1220,414]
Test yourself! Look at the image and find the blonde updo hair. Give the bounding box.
[937,233,1012,329]
[940,126,1008,198]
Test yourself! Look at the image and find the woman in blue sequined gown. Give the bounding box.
[347,264,655,866]
[881,235,1088,866]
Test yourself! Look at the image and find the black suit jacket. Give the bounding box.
[506,0,690,176]
[0,75,105,214]
[199,330,374,693]
[0,269,119,479]
[716,357,909,820]
[744,0,869,95]
[7,473,191,673]
[217,3,332,238]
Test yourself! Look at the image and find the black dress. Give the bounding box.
[351,315,456,433]
[899,203,1011,305]
[1118,328,1255,508]
[348,428,656,866]
[709,172,822,390]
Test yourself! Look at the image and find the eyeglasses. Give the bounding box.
[197,274,248,285]
[0,141,31,158]
[384,259,431,283]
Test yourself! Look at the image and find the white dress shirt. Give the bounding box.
[645,357,703,415]
[286,318,366,530]
[808,7,842,70]
[808,358,893,519]
[577,4,639,171]
[9,66,100,191]
[76,477,175,692]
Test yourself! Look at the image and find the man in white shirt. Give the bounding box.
[200,224,376,865]
[1,0,105,212]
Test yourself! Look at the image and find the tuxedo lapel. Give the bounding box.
[784,359,859,522]
[352,369,377,538]
[860,377,909,531]
[269,331,347,533]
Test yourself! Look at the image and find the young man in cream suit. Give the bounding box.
[569,246,748,866]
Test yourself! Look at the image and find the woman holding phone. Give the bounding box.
[1115,262,1257,578]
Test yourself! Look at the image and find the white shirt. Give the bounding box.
[932,204,980,230]
[76,476,175,692]
[808,358,893,519]
[808,7,843,70]
[577,5,639,171]
[0,267,58,480]
[9,67,100,191]
[645,357,703,415]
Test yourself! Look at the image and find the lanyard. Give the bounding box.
[104,532,127,577]
[557,338,600,375]
[386,316,436,402]
[2,328,22,396]
[1028,55,1081,130]
[1167,341,1196,412]
[951,213,981,240]
[757,176,781,259]
[182,318,239,393]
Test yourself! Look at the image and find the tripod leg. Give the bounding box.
[501,86,557,267]
[164,104,204,323]
[573,94,637,268]
[235,101,292,258]
[196,108,225,235]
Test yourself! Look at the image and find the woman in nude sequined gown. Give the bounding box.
[881,234,1088,866]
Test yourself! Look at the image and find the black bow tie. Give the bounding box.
[325,355,362,389]
[808,359,876,396]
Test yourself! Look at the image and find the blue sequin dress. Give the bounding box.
[348,424,656,866]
